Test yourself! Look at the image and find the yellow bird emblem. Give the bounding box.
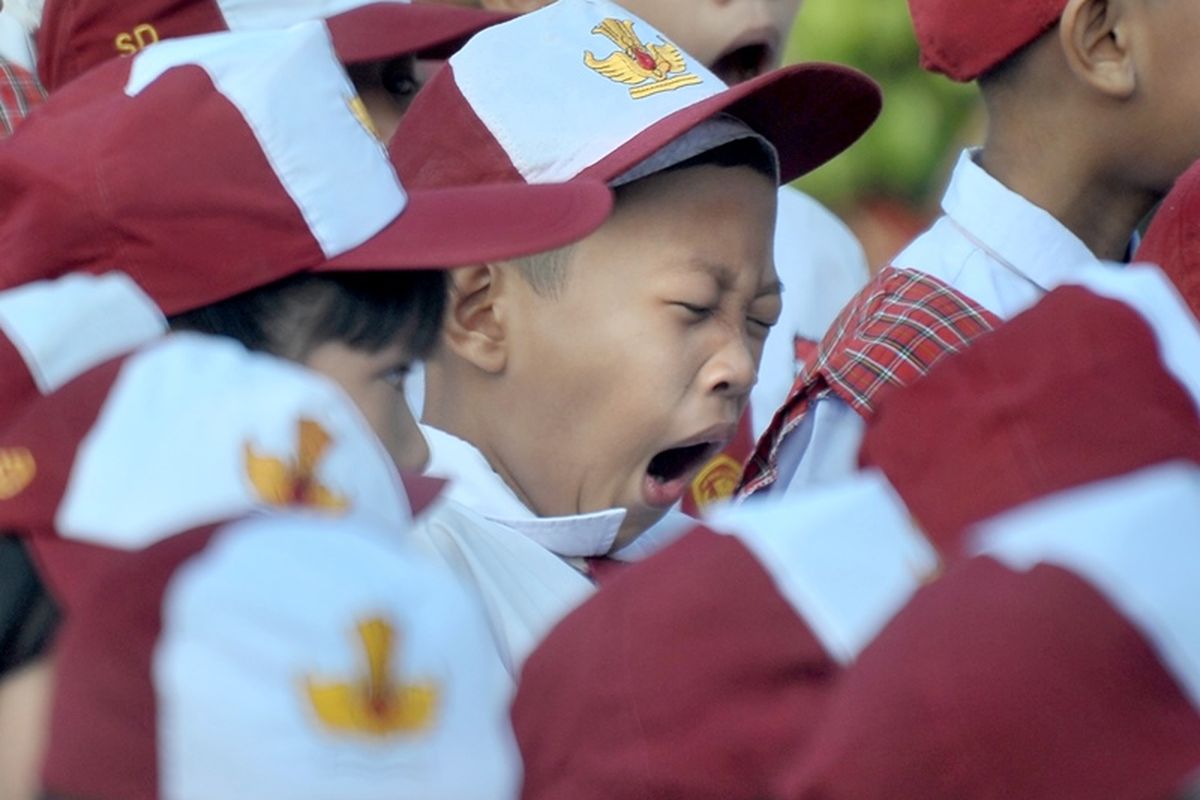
[689,453,743,512]
[244,418,349,512]
[0,447,35,501]
[584,18,703,99]
[306,618,439,737]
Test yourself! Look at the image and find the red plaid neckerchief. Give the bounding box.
[0,59,45,138]
[738,267,1003,497]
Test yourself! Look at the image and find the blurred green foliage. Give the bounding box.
[784,0,982,211]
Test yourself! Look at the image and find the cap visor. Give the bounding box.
[583,63,882,185]
[326,3,513,64]
[321,180,612,271]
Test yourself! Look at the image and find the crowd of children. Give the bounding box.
[0,0,1197,798]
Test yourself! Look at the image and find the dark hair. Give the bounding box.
[168,270,448,361]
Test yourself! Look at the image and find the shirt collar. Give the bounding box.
[421,424,624,558]
[420,424,692,561]
[943,149,1099,290]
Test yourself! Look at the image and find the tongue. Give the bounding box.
[643,471,690,508]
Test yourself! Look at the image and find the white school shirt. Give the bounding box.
[770,149,1105,494]
[410,424,695,676]
[0,12,36,73]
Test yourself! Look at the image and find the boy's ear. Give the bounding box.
[479,0,550,12]
[442,264,509,374]
[1059,0,1137,99]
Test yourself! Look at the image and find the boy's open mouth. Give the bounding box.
[712,41,775,85]
[642,427,734,508]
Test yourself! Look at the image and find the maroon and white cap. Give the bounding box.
[861,276,1200,555]
[0,21,612,317]
[1137,158,1200,323]
[0,333,436,610]
[43,512,519,800]
[389,0,881,189]
[513,473,932,800]
[0,273,166,431]
[780,461,1200,800]
[38,0,509,91]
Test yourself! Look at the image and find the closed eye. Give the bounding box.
[674,302,716,320]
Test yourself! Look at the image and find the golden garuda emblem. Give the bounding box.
[306,617,439,737]
[584,19,703,100]
[0,447,35,501]
[244,418,349,512]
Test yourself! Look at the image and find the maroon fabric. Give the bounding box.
[780,558,1200,800]
[739,267,1001,497]
[514,527,837,800]
[861,287,1200,556]
[0,328,41,424]
[0,61,322,313]
[42,524,222,800]
[907,0,1067,82]
[0,58,45,136]
[37,0,506,92]
[0,354,126,608]
[1137,159,1200,322]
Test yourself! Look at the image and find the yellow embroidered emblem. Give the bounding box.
[584,19,703,100]
[306,618,439,737]
[0,447,35,501]
[244,418,349,512]
[689,453,743,511]
[347,94,381,141]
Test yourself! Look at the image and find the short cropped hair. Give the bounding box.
[169,270,448,361]
[514,137,778,297]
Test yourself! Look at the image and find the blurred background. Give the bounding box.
[784,0,985,269]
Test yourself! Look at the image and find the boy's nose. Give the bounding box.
[705,335,759,398]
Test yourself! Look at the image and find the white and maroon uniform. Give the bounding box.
[741,150,1108,496]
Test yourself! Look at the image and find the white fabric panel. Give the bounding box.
[216,0,409,30]
[711,471,936,664]
[449,0,724,183]
[56,334,410,549]
[0,272,165,394]
[1059,262,1200,415]
[771,397,868,492]
[976,462,1200,711]
[157,514,518,800]
[126,22,406,258]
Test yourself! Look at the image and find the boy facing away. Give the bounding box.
[740,0,1200,497]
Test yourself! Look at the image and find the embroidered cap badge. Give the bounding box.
[306,617,440,737]
[584,19,703,99]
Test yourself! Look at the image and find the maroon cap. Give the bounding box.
[1,23,611,316]
[780,547,1200,800]
[512,527,838,800]
[860,286,1200,555]
[38,0,509,92]
[388,0,880,189]
[908,0,1066,82]
[1137,159,1200,321]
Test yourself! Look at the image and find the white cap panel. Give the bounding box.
[126,22,406,258]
